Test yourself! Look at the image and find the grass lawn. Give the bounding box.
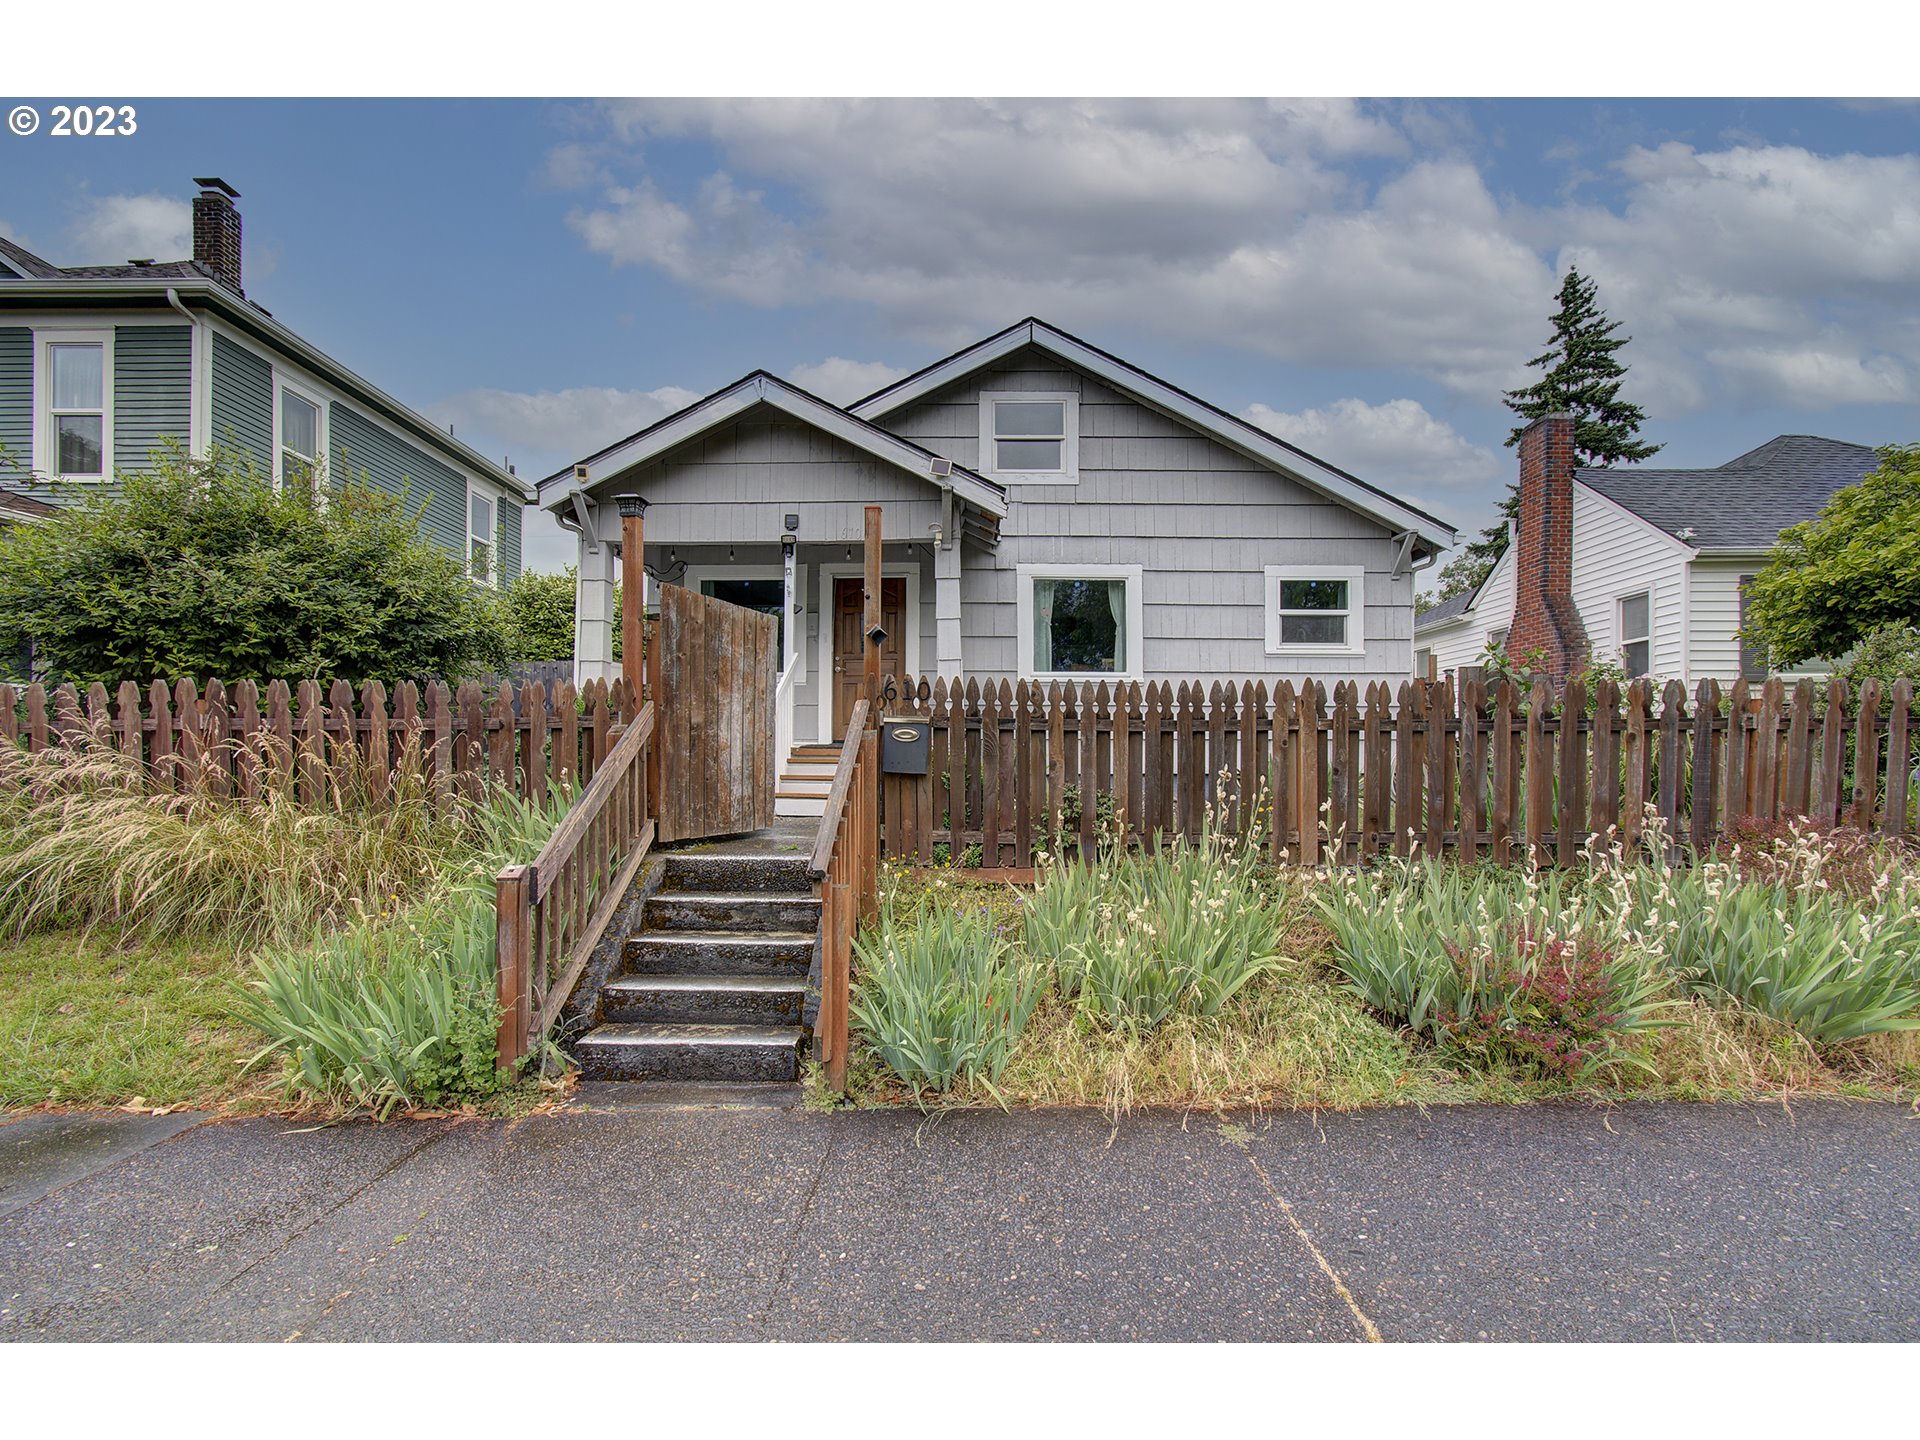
[0,928,263,1111]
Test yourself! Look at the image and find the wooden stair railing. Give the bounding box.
[495,699,657,1070]
[808,698,878,1093]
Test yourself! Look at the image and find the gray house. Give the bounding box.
[0,178,533,582]
[540,318,1456,812]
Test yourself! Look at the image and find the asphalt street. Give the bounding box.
[1,1098,1914,1341]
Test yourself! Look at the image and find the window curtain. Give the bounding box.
[1033,578,1056,672]
[1106,580,1125,671]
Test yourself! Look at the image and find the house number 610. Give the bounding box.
[50,105,138,137]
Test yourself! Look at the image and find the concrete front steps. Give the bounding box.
[774,742,840,818]
[571,851,817,1084]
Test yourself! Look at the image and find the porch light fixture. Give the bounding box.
[614,492,649,519]
[784,512,800,533]
[781,532,796,558]
[928,522,944,551]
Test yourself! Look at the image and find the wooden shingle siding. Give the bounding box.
[329,403,467,555]
[882,347,1415,686]
[112,325,190,472]
[0,327,29,473]
[210,331,272,466]
[498,497,522,584]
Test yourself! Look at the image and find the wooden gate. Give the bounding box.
[654,582,779,842]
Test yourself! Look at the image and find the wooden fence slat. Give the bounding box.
[1852,679,1882,832]
[1557,675,1585,866]
[1817,678,1848,826]
[1524,678,1552,869]
[1886,680,1913,840]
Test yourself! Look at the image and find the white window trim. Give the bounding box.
[272,377,327,494]
[1617,589,1653,674]
[467,477,499,587]
[33,328,114,482]
[979,390,1079,484]
[1016,562,1145,681]
[1265,564,1366,658]
[682,562,807,677]
[815,563,921,743]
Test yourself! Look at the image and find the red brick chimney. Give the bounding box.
[191,177,243,294]
[1505,412,1588,685]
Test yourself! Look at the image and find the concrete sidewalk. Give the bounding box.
[1,1099,1914,1341]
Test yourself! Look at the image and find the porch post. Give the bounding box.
[863,503,882,722]
[575,527,616,686]
[934,496,963,680]
[617,493,649,702]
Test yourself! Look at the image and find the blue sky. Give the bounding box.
[3,96,1915,577]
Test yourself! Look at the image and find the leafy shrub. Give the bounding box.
[236,785,570,1115]
[500,567,577,662]
[1833,622,1920,692]
[1315,860,1667,1079]
[0,720,464,945]
[1440,928,1660,1081]
[850,903,1044,1100]
[0,441,506,686]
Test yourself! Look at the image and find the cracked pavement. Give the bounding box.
[2,1100,1915,1341]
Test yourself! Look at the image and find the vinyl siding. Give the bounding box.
[498,496,522,584]
[0,327,29,477]
[330,403,467,556]
[210,331,272,466]
[1568,483,1689,682]
[880,347,1415,687]
[1420,543,1516,674]
[112,324,190,472]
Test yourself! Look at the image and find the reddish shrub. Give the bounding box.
[1442,928,1642,1082]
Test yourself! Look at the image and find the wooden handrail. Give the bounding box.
[809,698,879,1093]
[495,697,657,1070]
[809,699,870,878]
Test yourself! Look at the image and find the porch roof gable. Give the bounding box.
[538,371,1009,518]
[848,317,1456,555]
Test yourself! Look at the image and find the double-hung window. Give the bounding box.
[279,388,321,491]
[1618,591,1652,677]
[1017,563,1143,679]
[981,392,1077,482]
[48,339,107,479]
[468,484,496,584]
[1264,565,1365,657]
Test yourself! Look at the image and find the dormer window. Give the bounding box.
[981,391,1078,483]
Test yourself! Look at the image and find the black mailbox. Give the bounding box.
[881,717,931,775]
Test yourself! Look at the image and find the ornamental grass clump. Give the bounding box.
[850,902,1045,1101]
[1314,859,1668,1080]
[0,719,463,946]
[236,784,572,1116]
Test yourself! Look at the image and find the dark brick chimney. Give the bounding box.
[1505,412,1589,685]
[191,177,242,294]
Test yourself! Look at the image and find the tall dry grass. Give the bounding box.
[0,720,470,947]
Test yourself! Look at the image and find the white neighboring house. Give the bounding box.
[1416,434,1881,686]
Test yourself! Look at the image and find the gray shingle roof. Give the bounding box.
[1415,589,1477,631]
[0,235,61,279]
[1577,435,1880,550]
[0,232,222,285]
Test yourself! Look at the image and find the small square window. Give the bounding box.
[1266,567,1363,655]
[983,393,1076,480]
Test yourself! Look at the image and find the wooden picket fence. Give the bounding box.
[880,672,1919,870]
[0,675,641,804]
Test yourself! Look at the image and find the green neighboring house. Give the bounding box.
[0,177,532,583]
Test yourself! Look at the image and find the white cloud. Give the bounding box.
[786,357,907,405]
[436,383,702,480]
[66,193,190,265]
[1244,397,1501,500]
[557,104,1920,417]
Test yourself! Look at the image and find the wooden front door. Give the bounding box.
[832,575,906,739]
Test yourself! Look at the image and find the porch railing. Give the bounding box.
[495,699,656,1069]
[808,699,878,1093]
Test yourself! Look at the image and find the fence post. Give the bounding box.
[495,864,533,1071]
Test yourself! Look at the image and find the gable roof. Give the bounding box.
[848,317,1456,554]
[538,370,1008,518]
[1414,589,1476,630]
[1576,435,1879,551]
[0,236,61,280]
